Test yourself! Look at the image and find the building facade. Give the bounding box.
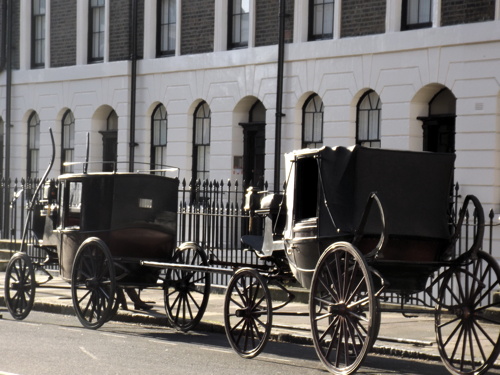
[0,0,500,250]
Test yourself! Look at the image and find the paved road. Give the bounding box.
[3,310,499,375]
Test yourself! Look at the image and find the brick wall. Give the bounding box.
[109,0,131,62]
[11,0,19,69]
[50,0,76,67]
[441,0,495,26]
[181,0,214,55]
[341,0,386,38]
[255,0,294,47]
[109,0,144,62]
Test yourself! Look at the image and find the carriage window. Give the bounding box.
[65,181,82,228]
[294,157,319,221]
[139,198,153,209]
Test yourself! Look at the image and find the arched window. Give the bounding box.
[193,102,211,182]
[302,94,324,148]
[62,110,75,174]
[28,112,41,179]
[151,104,168,172]
[356,90,381,148]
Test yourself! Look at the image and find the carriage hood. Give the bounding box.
[284,146,455,241]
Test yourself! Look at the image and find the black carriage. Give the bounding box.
[217,145,500,375]
[4,131,210,330]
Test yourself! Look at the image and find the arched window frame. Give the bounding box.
[151,104,168,173]
[302,94,324,148]
[61,110,75,174]
[28,112,41,179]
[356,90,381,148]
[192,101,211,183]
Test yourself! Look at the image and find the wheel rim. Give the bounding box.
[309,242,377,375]
[5,253,36,320]
[224,268,272,358]
[436,251,500,375]
[71,238,115,329]
[164,244,210,331]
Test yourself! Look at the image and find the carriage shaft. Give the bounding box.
[140,260,234,275]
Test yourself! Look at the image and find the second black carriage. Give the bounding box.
[146,145,500,375]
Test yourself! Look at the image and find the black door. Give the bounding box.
[100,130,117,172]
[421,115,455,153]
[241,122,265,189]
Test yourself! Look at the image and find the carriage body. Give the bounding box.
[3,165,211,331]
[41,172,179,283]
[283,145,455,291]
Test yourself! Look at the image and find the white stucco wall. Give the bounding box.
[1,17,500,254]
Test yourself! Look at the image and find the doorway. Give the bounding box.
[100,110,118,172]
[419,88,456,153]
[240,101,266,188]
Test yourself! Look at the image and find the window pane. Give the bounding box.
[241,14,249,44]
[313,112,323,141]
[358,112,368,139]
[168,0,176,22]
[233,16,241,43]
[323,3,334,35]
[168,24,176,50]
[314,6,323,35]
[419,0,431,22]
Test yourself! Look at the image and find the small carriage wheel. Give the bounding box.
[435,250,500,375]
[4,252,36,320]
[309,242,379,375]
[71,237,116,330]
[164,243,211,331]
[224,268,272,359]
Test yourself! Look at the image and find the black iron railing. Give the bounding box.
[2,176,497,305]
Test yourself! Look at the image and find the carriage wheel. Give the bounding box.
[435,250,500,375]
[164,243,211,331]
[71,238,116,329]
[4,252,36,320]
[224,268,272,358]
[309,242,378,375]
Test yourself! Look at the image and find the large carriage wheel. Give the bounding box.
[436,250,500,375]
[164,243,211,331]
[224,268,272,358]
[309,242,379,375]
[71,238,116,329]
[4,252,36,320]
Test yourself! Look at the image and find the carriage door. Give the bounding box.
[419,88,456,153]
[240,100,266,189]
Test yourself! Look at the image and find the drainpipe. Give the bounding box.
[3,0,12,237]
[128,0,138,172]
[274,0,286,192]
[0,0,7,72]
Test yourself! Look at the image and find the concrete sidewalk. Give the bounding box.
[0,271,497,367]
